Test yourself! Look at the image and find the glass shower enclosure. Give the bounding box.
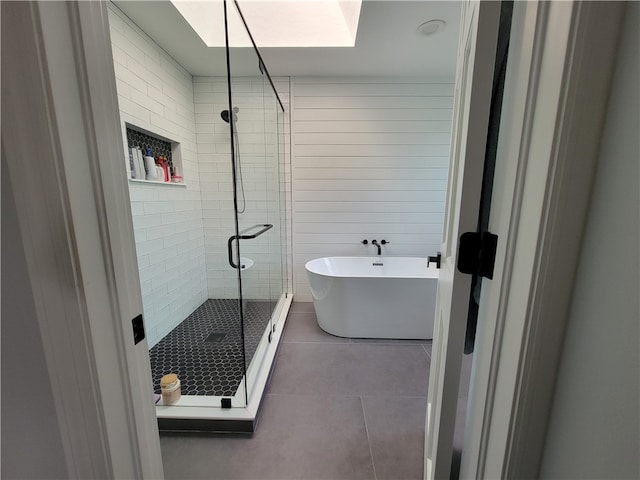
[147,0,289,430]
[223,0,288,408]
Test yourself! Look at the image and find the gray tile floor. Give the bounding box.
[160,302,471,480]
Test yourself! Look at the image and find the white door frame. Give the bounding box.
[1,0,624,478]
[2,2,163,478]
[461,1,624,478]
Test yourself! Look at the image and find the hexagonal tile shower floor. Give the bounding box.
[149,299,273,397]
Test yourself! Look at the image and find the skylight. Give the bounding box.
[170,0,362,48]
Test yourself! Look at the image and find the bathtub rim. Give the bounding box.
[304,256,440,279]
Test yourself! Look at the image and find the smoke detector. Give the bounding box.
[416,19,446,36]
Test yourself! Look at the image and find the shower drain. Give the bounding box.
[204,332,227,343]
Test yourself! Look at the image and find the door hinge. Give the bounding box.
[457,232,498,279]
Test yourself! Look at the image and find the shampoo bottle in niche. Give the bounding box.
[144,147,158,181]
[126,147,134,179]
[172,165,183,183]
[157,155,170,182]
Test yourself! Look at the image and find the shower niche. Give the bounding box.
[125,124,184,186]
[109,0,291,432]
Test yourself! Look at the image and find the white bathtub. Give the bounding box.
[305,256,439,340]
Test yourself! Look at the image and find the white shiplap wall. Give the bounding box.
[292,77,453,301]
[193,76,292,300]
[108,4,207,347]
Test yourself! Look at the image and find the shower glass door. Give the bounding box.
[225,0,286,404]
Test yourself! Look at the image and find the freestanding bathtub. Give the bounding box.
[305,256,439,339]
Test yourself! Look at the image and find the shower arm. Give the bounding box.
[227,224,273,269]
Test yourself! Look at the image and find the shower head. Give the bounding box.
[221,107,239,123]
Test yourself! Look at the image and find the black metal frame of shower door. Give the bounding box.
[222,0,248,407]
[223,0,286,409]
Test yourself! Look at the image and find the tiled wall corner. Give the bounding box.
[108,4,207,347]
[274,78,294,297]
[193,76,292,301]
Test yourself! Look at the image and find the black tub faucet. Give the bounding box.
[371,240,381,255]
[371,239,388,255]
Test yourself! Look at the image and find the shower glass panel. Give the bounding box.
[110,0,289,427]
[225,0,286,403]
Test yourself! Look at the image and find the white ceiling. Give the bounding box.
[112,1,461,78]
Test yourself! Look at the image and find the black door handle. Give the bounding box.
[428,252,441,269]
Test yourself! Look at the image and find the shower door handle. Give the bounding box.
[238,223,273,239]
[228,236,240,269]
[227,224,273,269]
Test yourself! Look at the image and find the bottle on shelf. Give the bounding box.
[156,155,170,182]
[171,165,183,183]
[144,147,158,181]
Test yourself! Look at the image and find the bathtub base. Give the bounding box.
[310,276,437,340]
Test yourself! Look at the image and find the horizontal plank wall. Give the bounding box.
[109,4,207,347]
[292,77,453,301]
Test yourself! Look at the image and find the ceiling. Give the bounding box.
[112,1,461,78]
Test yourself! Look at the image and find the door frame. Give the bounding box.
[2,2,163,478]
[1,0,624,478]
[460,1,624,478]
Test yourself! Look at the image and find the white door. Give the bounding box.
[424,1,501,478]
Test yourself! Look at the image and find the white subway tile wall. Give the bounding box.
[193,76,291,301]
[108,4,207,347]
[291,77,453,301]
